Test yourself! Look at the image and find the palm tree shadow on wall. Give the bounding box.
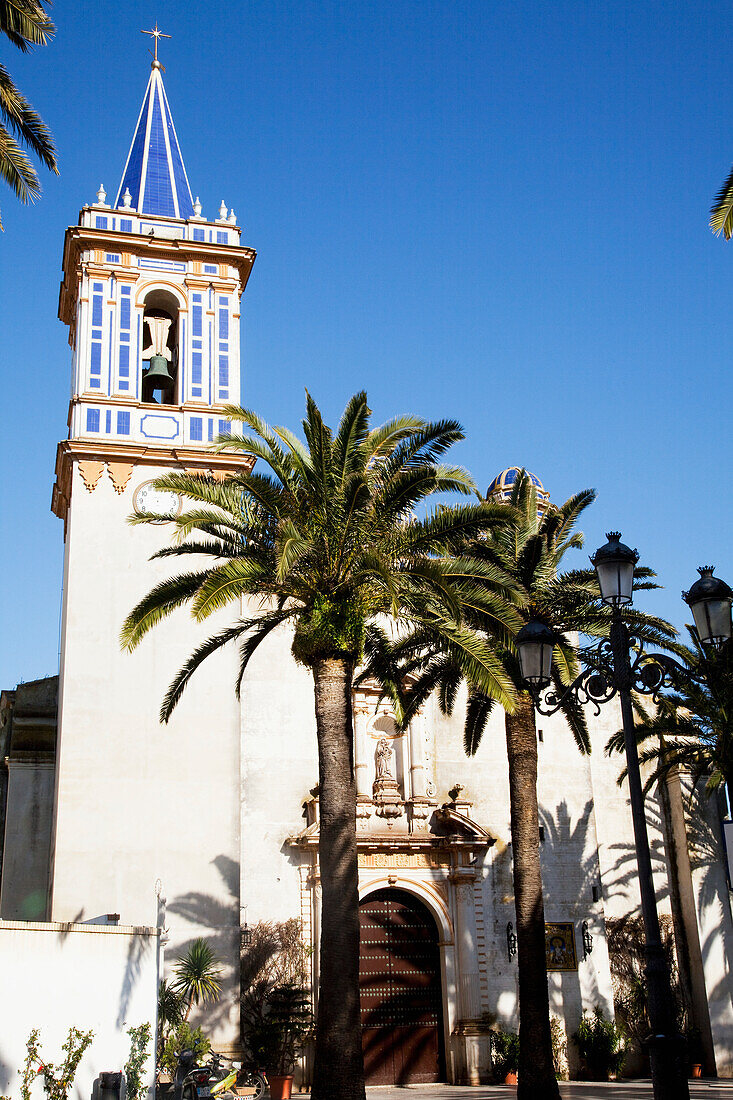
[599,794,671,905]
[166,854,240,1034]
[116,929,151,1028]
[539,799,598,911]
[538,799,606,1071]
[684,786,733,1010]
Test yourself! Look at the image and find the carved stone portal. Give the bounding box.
[373,738,402,818]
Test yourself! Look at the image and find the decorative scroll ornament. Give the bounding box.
[78,460,105,491]
[107,462,134,494]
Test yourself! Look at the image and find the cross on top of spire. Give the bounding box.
[141,22,171,66]
[113,40,194,219]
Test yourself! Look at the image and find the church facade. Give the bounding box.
[2,57,733,1084]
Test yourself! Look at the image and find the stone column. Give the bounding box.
[353,706,371,800]
[451,873,489,1083]
[408,712,427,799]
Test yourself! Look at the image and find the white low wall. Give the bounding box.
[0,921,160,1100]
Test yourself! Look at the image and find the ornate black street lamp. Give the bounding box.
[516,533,731,1100]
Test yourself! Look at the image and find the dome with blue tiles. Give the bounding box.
[114,61,194,219]
[487,467,550,511]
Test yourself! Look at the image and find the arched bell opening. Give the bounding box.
[141,289,179,405]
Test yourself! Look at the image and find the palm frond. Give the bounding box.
[464,690,495,755]
[0,0,54,51]
[711,164,733,239]
[160,622,248,721]
[191,558,273,620]
[120,571,211,651]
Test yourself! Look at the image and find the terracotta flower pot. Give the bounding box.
[504,1070,518,1085]
[691,1064,703,1079]
[268,1075,294,1100]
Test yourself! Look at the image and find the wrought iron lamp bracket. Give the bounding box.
[528,635,704,716]
[628,646,707,702]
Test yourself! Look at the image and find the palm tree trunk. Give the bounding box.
[310,656,366,1100]
[505,693,561,1100]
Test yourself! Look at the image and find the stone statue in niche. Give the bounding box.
[373,736,402,818]
[375,738,394,779]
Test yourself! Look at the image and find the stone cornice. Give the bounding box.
[68,395,234,413]
[58,224,256,326]
[50,438,256,524]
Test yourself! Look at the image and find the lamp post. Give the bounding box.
[516,533,732,1100]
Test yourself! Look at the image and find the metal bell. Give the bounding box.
[143,353,175,397]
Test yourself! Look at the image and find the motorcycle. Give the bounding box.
[173,1049,266,1100]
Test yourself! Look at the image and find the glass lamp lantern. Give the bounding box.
[683,567,733,648]
[591,532,639,607]
[516,620,556,690]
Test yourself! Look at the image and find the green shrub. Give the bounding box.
[550,1016,568,1080]
[573,1007,626,1081]
[490,1028,519,1081]
[246,984,312,1075]
[38,1028,95,1100]
[124,1024,152,1100]
[160,1023,210,1076]
[2,1029,94,1100]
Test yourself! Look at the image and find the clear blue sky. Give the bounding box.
[1,1,731,687]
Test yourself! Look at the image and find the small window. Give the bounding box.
[86,409,100,432]
[539,825,545,843]
[95,216,108,229]
[117,411,130,435]
[105,253,121,263]
[193,228,205,242]
[216,230,228,244]
[120,218,133,233]
[190,417,203,442]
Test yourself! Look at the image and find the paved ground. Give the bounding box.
[355,1084,733,1100]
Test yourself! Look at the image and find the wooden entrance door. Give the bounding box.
[359,888,445,1085]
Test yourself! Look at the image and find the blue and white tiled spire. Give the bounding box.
[114,61,194,219]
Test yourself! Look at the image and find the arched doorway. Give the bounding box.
[359,888,445,1084]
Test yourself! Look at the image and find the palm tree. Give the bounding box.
[173,938,223,1020]
[607,630,733,799]
[384,472,672,1100]
[157,978,185,1056]
[121,392,520,1100]
[0,0,58,228]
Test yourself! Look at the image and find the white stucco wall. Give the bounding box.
[51,463,241,1043]
[0,921,159,1100]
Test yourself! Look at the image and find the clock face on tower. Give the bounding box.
[133,480,182,523]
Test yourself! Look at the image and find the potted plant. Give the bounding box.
[686,1025,703,1078]
[247,984,312,1100]
[490,1027,519,1085]
[573,1007,626,1081]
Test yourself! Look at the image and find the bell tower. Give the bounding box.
[53,58,255,518]
[47,53,254,1044]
